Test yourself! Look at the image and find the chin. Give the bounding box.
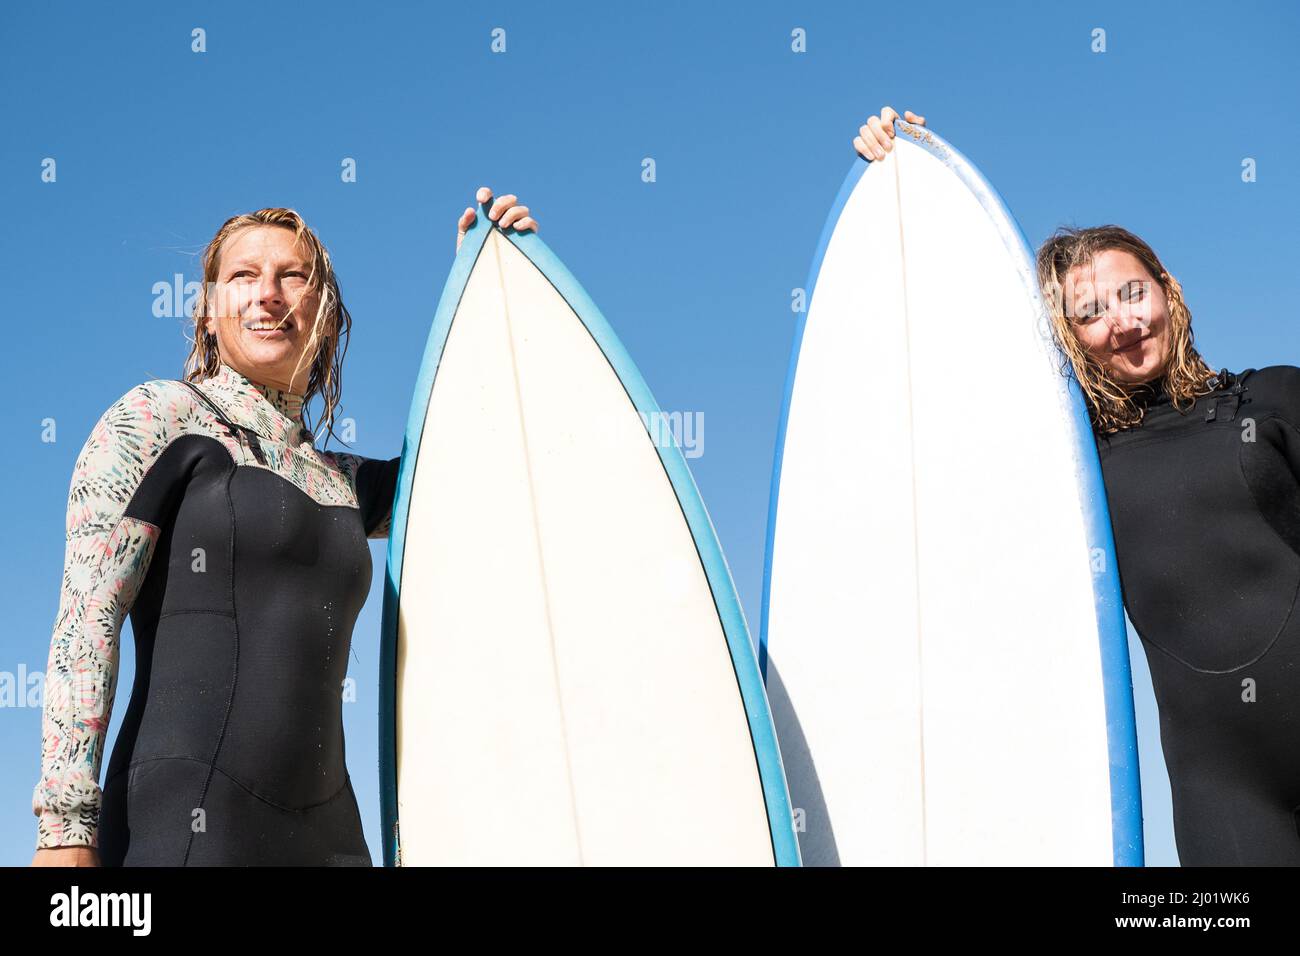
[1110,356,1167,386]
[242,340,293,359]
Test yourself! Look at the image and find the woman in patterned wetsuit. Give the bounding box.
[856,107,1300,865]
[31,189,538,866]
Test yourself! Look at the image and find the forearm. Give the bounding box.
[33,517,158,848]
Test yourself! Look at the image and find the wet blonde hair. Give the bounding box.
[1035,224,1217,434]
[183,207,352,448]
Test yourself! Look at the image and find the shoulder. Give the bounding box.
[318,449,363,482]
[327,452,401,538]
[75,378,211,471]
[93,377,204,428]
[1242,364,1300,389]
[317,449,400,486]
[1241,365,1300,419]
[83,380,171,448]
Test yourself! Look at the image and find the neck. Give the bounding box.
[216,362,305,423]
[1123,373,1169,410]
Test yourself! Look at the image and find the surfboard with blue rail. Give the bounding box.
[760,120,1142,866]
[380,203,800,866]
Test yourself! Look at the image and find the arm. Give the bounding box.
[1242,366,1300,556]
[32,384,169,856]
[329,451,401,539]
[358,455,401,539]
[1247,366,1300,478]
[1267,365,1300,482]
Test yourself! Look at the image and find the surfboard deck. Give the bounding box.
[759,121,1142,866]
[379,205,799,866]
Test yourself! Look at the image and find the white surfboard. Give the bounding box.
[379,205,800,866]
[759,120,1142,865]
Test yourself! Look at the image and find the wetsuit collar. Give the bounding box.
[1123,369,1248,420]
[204,362,310,445]
[1125,375,1170,410]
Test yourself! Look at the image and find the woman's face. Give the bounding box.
[204,225,320,393]
[1062,249,1172,385]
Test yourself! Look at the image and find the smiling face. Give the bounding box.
[203,225,321,393]
[1062,248,1172,386]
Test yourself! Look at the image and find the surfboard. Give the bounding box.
[759,120,1143,865]
[379,203,800,866]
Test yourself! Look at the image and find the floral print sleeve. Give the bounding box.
[33,383,172,849]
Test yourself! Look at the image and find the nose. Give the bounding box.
[1107,303,1150,338]
[255,269,283,306]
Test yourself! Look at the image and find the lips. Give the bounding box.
[1115,336,1149,355]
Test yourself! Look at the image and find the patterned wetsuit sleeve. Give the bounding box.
[33,384,170,849]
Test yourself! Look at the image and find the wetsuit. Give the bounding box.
[1096,365,1300,865]
[32,362,400,865]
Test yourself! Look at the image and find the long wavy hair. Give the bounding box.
[1035,224,1217,434]
[182,208,352,448]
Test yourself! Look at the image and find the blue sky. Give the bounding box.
[2,0,1296,866]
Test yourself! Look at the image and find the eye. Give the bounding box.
[1119,281,1146,303]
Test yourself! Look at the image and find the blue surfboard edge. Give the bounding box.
[379,206,802,866]
[758,159,867,685]
[758,120,1144,867]
[378,206,493,867]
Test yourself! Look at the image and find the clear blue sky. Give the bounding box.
[2,0,1296,866]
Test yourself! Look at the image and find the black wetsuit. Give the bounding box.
[33,363,399,865]
[1096,365,1300,865]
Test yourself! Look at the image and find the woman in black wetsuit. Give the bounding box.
[856,107,1300,865]
[32,188,538,867]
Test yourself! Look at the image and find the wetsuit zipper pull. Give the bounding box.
[1205,371,1248,423]
[217,421,268,465]
[237,426,268,465]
